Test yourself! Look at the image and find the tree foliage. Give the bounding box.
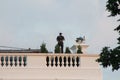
[65,47,71,53]
[40,43,48,53]
[54,44,60,53]
[77,45,82,54]
[97,0,120,71]
[106,0,120,17]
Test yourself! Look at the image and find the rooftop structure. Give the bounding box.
[71,36,89,53]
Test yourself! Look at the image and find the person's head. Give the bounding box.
[59,33,62,35]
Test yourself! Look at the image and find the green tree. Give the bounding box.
[40,43,48,53]
[77,46,82,54]
[97,0,120,71]
[65,47,71,53]
[54,44,60,53]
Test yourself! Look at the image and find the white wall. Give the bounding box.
[0,53,102,80]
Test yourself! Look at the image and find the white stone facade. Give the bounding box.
[0,53,102,80]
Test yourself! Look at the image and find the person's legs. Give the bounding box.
[58,42,64,53]
[61,44,63,53]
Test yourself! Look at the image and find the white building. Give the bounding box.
[0,37,102,80]
[0,53,102,80]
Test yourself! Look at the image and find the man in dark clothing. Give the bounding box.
[56,33,65,53]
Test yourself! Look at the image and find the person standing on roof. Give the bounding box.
[56,33,65,53]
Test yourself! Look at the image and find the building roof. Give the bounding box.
[0,49,41,53]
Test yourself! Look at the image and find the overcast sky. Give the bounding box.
[0,0,120,80]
